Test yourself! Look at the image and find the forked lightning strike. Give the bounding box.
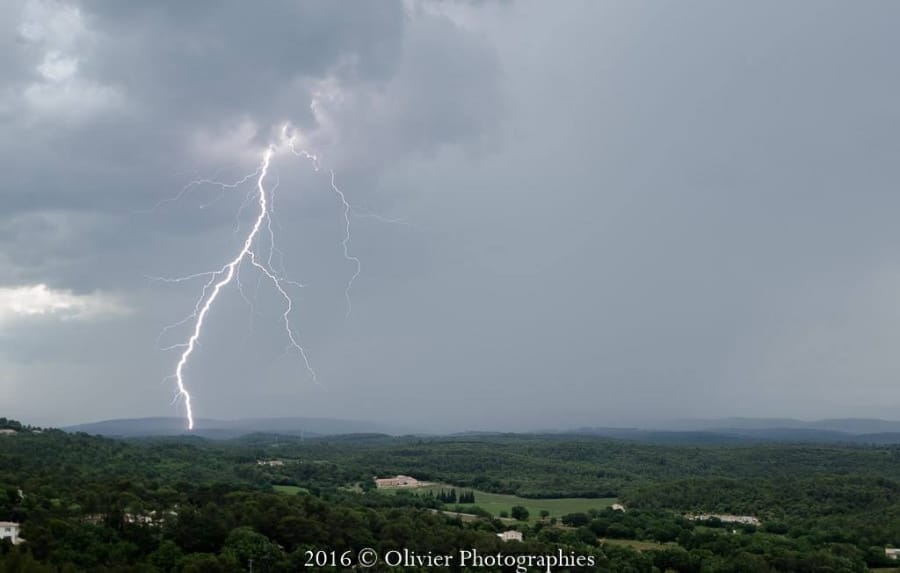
[155,124,371,430]
[166,143,316,430]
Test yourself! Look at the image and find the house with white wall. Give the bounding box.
[374,475,420,488]
[0,522,22,545]
[497,530,523,542]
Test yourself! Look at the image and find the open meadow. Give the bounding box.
[388,483,618,521]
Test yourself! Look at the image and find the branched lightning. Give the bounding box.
[154,124,380,430]
[284,126,360,318]
[138,166,262,215]
[165,145,315,430]
[329,170,362,318]
[350,206,416,228]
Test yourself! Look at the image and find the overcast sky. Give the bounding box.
[2,0,899,432]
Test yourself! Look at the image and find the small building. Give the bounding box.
[497,530,523,542]
[686,513,760,526]
[83,514,105,525]
[886,547,900,560]
[257,460,285,467]
[374,475,419,488]
[0,522,22,545]
[611,503,626,512]
[124,513,155,526]
[0,429,17,436]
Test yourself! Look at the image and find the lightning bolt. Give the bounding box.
[154,123,376,430]
[284,126,360,318]
[329,169,361,319]
[166,144,316,430]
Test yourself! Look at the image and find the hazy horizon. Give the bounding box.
[3,1,900,430]
[22,412,900,438]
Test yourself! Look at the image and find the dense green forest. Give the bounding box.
[1,418,899,572]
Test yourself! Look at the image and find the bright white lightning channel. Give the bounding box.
[157,126,374,431]
[166,143,320,431]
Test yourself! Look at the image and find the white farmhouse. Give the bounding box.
[0,522,22,545]
[374,475,420,488]
[497,530,523,542]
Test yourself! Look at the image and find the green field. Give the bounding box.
[601,539,675,552]
[273,485,309,495]
[390,484,616,521]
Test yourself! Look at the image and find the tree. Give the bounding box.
[221,527,282,572]
[178,553,226,573]
[148,540,183,572]
[561,512,590,527]
[510,506,529,521]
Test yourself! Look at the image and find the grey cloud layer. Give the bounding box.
[2,0,899,429]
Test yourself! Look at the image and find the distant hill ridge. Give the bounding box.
[64,416,412,439]
[60,415,900,443]
[661,417,900,434]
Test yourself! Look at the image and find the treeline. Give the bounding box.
[0,419,40,432]
[244,433,900,499]
[622,475,900,548]
[534,507,881,572]
[424,488,475,504]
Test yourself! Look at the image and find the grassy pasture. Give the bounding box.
[601,538,675,552]
[389,483,616,521]
[272,485,309,495]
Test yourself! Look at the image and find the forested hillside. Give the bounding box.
[1,421,899,572]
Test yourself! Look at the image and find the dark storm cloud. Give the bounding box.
[0,0,503,285]
[0,0,405,220]
[2,0,899,430]
[83,1,404,126]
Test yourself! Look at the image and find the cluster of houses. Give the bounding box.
[685,513,760,526]
[83,510,177,527]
